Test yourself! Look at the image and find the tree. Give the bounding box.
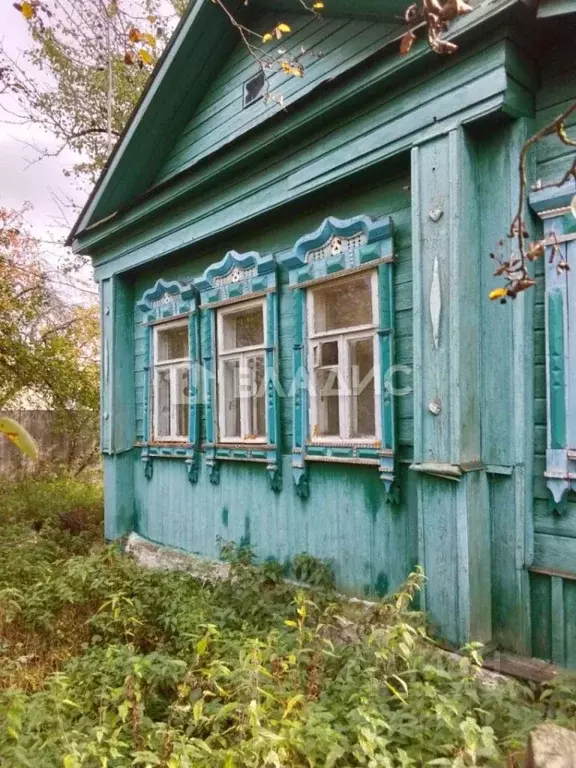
[0,204,100,471]
[0,0,184,183]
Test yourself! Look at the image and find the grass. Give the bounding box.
[0,475,575,767]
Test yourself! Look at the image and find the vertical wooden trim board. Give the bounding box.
[411,128,491,647]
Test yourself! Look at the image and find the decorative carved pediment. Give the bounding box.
[195,250,276,306]
[279,215,393,287]
[137,279,196,321]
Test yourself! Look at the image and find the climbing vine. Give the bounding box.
[489,101,576,303]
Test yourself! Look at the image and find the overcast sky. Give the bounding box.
[0,4,87,249]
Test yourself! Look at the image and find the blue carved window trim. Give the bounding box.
[136,279,200,483]
[531,180,576,513]
[194,250,282,491]
[278,215,398,502]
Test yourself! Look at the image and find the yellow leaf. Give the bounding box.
[276,23,291,32]
[142,32,156,47]
[262,32,273,43]
[138,48,154,65]
[0,418,38,459]
[312,1,325,7]
[280,60,303,77]
[488,287,508,301]
[147,14,157,23]
[21,1,34,19]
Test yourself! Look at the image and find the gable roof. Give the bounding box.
[68,0,414,247]
[69,0,537,250]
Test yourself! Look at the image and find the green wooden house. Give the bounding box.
[69,0,576,666]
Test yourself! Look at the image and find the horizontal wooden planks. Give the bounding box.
[132,170,414,454]
[90,41,522,280]
[529,44,576,577]
[534,532,576,572]
[157,16,398,183]
[81,21,525,262]
[130,172,415,601]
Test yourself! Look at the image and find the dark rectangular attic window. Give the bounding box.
[243,71,266,108]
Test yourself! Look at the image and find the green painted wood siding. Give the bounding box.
[154,13,399,185]
[132,166,415,597]
[534,37,575,186]
[533,37,576,525]
[85,36,527,279]
[529,23,576,667]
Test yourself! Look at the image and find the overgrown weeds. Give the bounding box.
[0,476,574,766]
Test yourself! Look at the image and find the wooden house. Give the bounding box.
[69,0,576,665]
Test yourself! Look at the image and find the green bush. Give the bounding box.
[0,477,573,766]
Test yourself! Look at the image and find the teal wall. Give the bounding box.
[92,7,576,663]
[155,12,400,185]
[527,24,576,668]
[132,167,419,598]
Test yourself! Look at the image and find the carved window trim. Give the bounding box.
[136,279,200,483]
[194,250,282,491]
[531,180,576,512]
[278,215,398,502]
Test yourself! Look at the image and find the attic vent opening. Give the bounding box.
[243,71,266,107]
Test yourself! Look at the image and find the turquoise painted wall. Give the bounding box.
[132,167,418,598]
[155,12,399,185]
[92,6,576,662]
[528,25,576,668]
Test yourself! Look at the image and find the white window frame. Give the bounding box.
[216,297,268,444]
[307,270,381,445]
[152,319,190,443]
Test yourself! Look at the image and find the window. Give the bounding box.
[153,320,190,441]
[217,298,267,442]
[529,192,576,510]
[308,272,380,442]
[278,214,396,500]
[243,71,265,107]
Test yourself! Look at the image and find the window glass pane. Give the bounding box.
[318,340,338,367]
[222,358,241,438]
[157,325,188,362]
[313,273,373,333]
[315,368,340,437]
[221,304,264,350]
[175,367,189,438]
[349,337,375,438]
[156,369,171,437]
[246,355,266,439]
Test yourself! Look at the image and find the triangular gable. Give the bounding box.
[69,0,403,245]
[154,12,400,186]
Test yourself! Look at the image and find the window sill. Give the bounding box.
[136,442,195,459]
[308,438,381,448]
[305,441,388,465]
[210,442,276,463]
